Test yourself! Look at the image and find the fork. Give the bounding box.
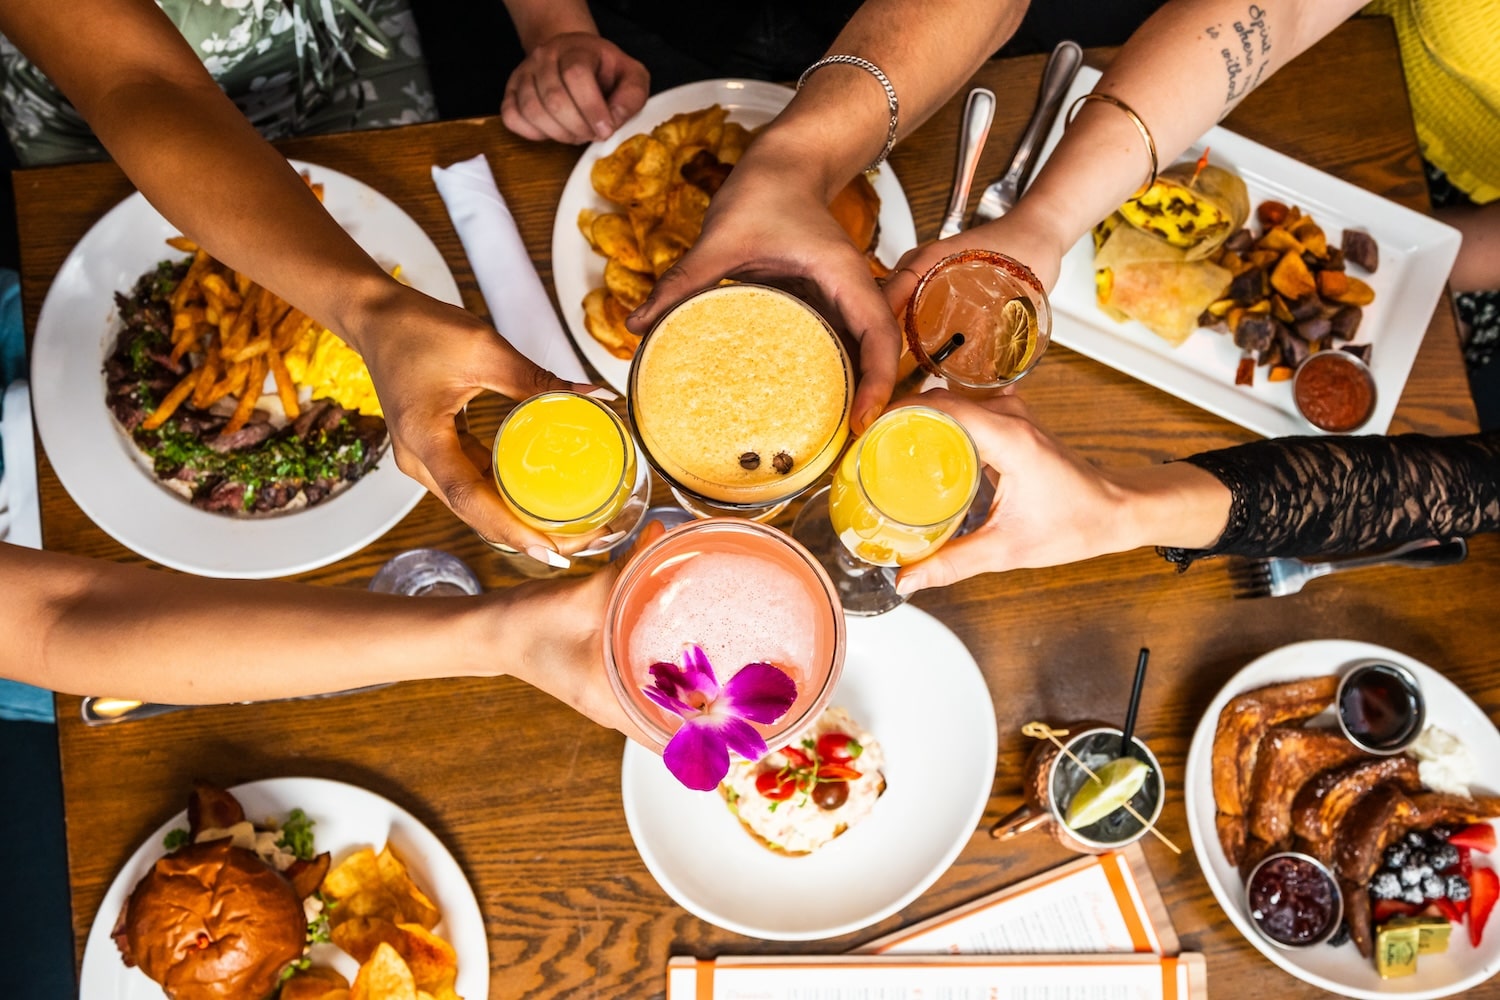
[971,40,1082,225]
[1227,537,1469,598]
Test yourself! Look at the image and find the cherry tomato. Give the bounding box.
[781,746,814,769]
[755,770,796,801]
[815,732,862,763]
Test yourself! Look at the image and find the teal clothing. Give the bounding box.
[0,0,435,167]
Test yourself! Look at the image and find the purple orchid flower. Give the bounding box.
[644,644,798,791]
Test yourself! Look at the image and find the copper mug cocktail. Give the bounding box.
[628,284,855,521]
[603,518,846,754]
[991,723,1164,854]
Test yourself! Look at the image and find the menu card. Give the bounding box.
[666,953,1208,999]
[667,847,1203,998]
[861,845,1178,956]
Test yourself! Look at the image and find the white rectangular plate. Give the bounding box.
[1031,66,1461,437]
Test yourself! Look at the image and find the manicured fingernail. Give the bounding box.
[526,545,570,569]
[894,575,918,597]
[585,386,620,402]
[598,530,628,546]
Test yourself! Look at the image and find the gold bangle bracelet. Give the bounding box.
[1065,92,1158,195]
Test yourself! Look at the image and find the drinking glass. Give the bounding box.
[368,548,482,597]
[904,248,1052,391]
[485,390,651,577]
[628,283,854,522]
[791,405,979,616]
[603,518,846,754]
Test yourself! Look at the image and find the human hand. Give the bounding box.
[499,521,668,744]
[501,32,649,144]
[627,151,899,434]
[891,390,1140,591]
[350,282,607,562]
[882,204,1071,322]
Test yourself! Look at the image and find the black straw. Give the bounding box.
[1120,647,1150,757]
[930,332,965,365]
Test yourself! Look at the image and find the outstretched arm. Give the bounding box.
[630,0,1031,433]
[886,0,1368,305]
[0,0,593,557]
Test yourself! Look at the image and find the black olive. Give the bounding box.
[813,781,848,811]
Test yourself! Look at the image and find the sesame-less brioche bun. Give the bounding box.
[122,839,307,1000]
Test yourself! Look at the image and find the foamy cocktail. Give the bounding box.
[604,519,846,753]
[629,284,854,518]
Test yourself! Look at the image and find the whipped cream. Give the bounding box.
[1410,725,1475,797]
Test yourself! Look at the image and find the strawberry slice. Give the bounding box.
[1471,868,1498,947]
[1435,897,1467,925]
[1449,824,1498,854]
[1373,899,1423,923]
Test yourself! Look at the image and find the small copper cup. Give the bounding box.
[991,722,1164,854]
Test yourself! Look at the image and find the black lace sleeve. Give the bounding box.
[1158,430,1500,567]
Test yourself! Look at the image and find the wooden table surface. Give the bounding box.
[18,16,1500,999]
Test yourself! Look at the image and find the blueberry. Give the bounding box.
[1328,921,1352,948]
[1430,825,1454,842]
[1410,849,1429,869]
[1400,864,1424,887]
[1448,876,1473,902]
[1402,885,1426,905]
[1431,845,1460,871]
[1407,830,1429,848]
[1385,844,1411,869]
[1371,872,1402,900]
[1423,873,1447,899]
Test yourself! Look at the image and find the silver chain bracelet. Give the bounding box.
[796,54,900,172]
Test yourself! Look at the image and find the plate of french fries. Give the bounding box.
[29,160,459,578]
[78,777,489,1000]
[550,78,918,394]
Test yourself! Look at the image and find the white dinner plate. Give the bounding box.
[1184,639,1500,998]
[1031,67,1461,438]
[29,160,451,578]
[78,777,489,1000]
[621,603,997,940]
[551,78,919,393]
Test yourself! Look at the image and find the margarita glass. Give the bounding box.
[628,284,854,521]
[488,391,650,574]
[792,405,979,616]
[604,518,846,764]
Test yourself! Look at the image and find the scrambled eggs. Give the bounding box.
[283,325,383,417]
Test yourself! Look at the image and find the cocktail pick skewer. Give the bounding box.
[930,332,966,365]
[1121,647,1150,756]
[1019,722,1181,854]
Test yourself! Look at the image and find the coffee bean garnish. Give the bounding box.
[739,452,761,470]
[773,451,794,475]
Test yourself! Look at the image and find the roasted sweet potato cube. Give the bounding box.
[1341,343,1373,364]
[1259,227,1305,254]
[1229,268,1268,304]
[1227,306,1247,332]
[1248,249,1282,270]
[1207,297,1237,318]
[1296,315,1332,342]
[1276,322,1310,367]
[1330,305,1363,341]
[1225,228,1256,254]
[1271,295,1297,324]
[1268,365,1296,382]
[1289,293,1325,321]
[1235,314,1276,353]
[1271,250,1318,299]
[1290,217,1328,257]
[1247,299,1272,315]
[1326,275,1376,306]
[1318,270,1350,299]
[1235,354,1256,386]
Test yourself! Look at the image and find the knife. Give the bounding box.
[937,87,996,240]
[972,40,1083,225]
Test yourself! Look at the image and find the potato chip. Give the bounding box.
[351,943,417,1000]
[333,914,407,964]
[590,214,651,274]
[591,134,672,205]
[716,122,753,165]
[376,846,441,929]
[644,228,693,278]
[582,288,641,360]
[603,259,654,312]
[391,923,461,1000]
[281,966,352,1000]
[577,209,601,252]
[651,106,727,156]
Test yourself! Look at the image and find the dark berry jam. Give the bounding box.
[1248,854,1340,947]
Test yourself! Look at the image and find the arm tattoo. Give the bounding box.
[1212,4,1273,106]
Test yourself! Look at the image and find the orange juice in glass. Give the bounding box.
[795,406,979,615]
[629,284,854,520]
[494,391,638,534]
[604,519,845,753]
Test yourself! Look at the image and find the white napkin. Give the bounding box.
[431,154,591,384]
[0,380,41,548]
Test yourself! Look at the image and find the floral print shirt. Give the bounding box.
[1,0,435,166]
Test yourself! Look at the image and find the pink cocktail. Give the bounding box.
[604,519,845,753]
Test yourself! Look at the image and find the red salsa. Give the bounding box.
[1294,352,1375,432]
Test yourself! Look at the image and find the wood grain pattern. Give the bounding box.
[20,17,1500,999]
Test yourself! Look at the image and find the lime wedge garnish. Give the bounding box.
[1064,757,1150,830]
